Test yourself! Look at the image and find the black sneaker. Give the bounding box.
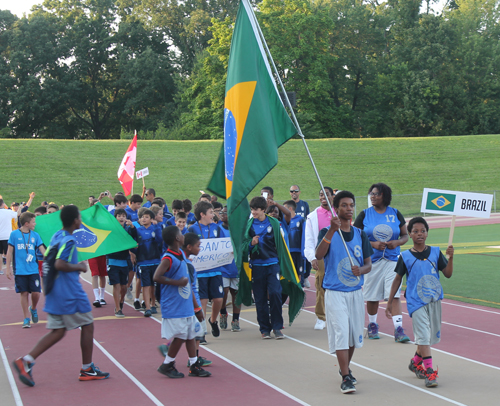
[338,368,357,385]
[157,362,184,378]
[144,310,152,317]
[188,359,211,377]
[340,375,356,394]
[141,301,146,309]
[199,335,208,345]
[100,299,107,306]
[93,300,101,308]
[134,301,141,310]
[208,319,220,337]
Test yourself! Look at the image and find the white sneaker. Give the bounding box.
[314,319,325,330]
[304,278,311,288]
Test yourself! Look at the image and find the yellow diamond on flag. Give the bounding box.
[431,195,451,209]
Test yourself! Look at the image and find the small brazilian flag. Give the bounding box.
[426,192,456,212]
[35,203,137,261]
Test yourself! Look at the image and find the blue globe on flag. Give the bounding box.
[224,108,237,182]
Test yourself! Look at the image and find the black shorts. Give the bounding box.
[107,265,129,285]
[0,240,8,255]
[15,274,42,293]
[139,265,157,287]
[198,274,224,300]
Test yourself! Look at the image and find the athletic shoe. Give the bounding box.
[261,332,272,339]
[100,299,107,306]
[22,318,31,328]
[144,310,152,317]
[340,375,356,394]
[409,359,422,375]
[304,278,311,288]
[314,319,325,330]
[93,300,101,308]
[119,302,124,310]
[394,326,410,343]
[231,320,241,332]
[29,306,38,323]
[208,319,220,337]
[12,357,35,387]
[425,367,438,387]
[188,359,211,377]
[219,314,228,330]
[274,329,284,339]
[114,309,125,318]
[187,356,212,367]
[338,369,357,385]
[157,362,184,378]
[199,336,208,345]
[367,322,380,339]
[134,301,141,310]
[150,306,157,314]
[79,363,110,381]
[141,301,146,309]
[158,344,169,357]
[414,363,427,379]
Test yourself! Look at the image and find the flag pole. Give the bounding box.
[246,2,356,268]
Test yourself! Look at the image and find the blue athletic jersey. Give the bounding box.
[125,206,139,222]
[142,201,152,208]
[400,247,445,316]
[219,225,238,278]
[135,224,163,265]
[294,200,310,219]
[160,251,194,318]
[163,204,170,215]
[43,230,91,315]
[322,226,369,292]
[166,217,176,226]
[8,230,44,275]
[287,215,305,252]
[186,212,196,224]
[359,206,403,262]
[187,222,224,277]
[249,217,278,266]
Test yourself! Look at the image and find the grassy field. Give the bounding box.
[1,134,499,215]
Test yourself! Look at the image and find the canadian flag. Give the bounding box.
[117,133,137,196]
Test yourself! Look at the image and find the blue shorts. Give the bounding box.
[139,265,158,287]
[198,274,224,300]
[15,274,41,294]
[107,265,129,286]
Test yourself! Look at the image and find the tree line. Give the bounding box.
[1,0,499,140]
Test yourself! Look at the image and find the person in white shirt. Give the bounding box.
[0,198,22,273]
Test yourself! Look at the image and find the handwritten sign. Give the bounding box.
[190,237,234,272]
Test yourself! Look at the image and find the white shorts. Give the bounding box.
[325,289,365,352]
[363,258,400,301]
[223,277,239,290]
[161,316,201,341]
[412,301,442,346]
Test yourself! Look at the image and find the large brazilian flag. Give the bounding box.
[35,203,137,261]
[208,0,304,324]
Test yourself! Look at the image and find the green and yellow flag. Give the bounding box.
[35,203,137,261]
[207,0,303,324]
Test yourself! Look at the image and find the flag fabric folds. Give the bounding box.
[118,133,137,196]
[207,0,304,324]
[35,203,137,261]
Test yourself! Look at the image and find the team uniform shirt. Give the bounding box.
[319,226,373,292]
[8,230,44,275]
[249,216,278,266]
[143,201,152,208]
[166,216,177,226]
[43,230,92,315]
[125,206,139,222]
[294,200,310,219]
[353,206,405,262]
[287,215,305,253]
[187,222,224,277]
[219,224,238,279]
[135,224,163,266]
[160,250,194,319]
[186,212,196,225]
[395,246,448,316]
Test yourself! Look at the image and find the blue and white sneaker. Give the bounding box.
[29,306,38,324]
[394,326,410,343]
[22,318,31,328]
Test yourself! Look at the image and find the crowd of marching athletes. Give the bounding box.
[0,183,454,393]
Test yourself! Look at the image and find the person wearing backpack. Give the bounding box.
[12,205,109,387]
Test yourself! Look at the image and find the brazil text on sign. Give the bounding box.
[190,237,234,272]
[421,188,493,218]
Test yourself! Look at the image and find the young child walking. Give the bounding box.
[386,217,454,388]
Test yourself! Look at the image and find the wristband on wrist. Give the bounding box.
[322,237,331,244]
[194,307,202,313]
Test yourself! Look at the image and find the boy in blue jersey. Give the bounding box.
[175,212,188,235]
[183,199,196,225]
[218,206,241,332]
[12,205,109,387]
[126,194,143,222]
[167,200,184,226]
[135,209,163,316]
[316,191,373,394]
[284,200,306,286]
[6,212,45,328]
[154,226,210,378]
[187,201,224,339]
[386,217,454,388]
[108,194,128,216]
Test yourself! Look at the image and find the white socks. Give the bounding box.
[368,314,377,324]
[393,315,403,329]
[99,287,106,300]
[188,356,198,366]
[93,288,100,301]
[163,355,175,364]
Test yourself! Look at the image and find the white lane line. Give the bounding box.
[0,339,23,406]
[238,316,468,406]
[440,301,500,315]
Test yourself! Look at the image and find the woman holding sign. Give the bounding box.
[353,183,409,342]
